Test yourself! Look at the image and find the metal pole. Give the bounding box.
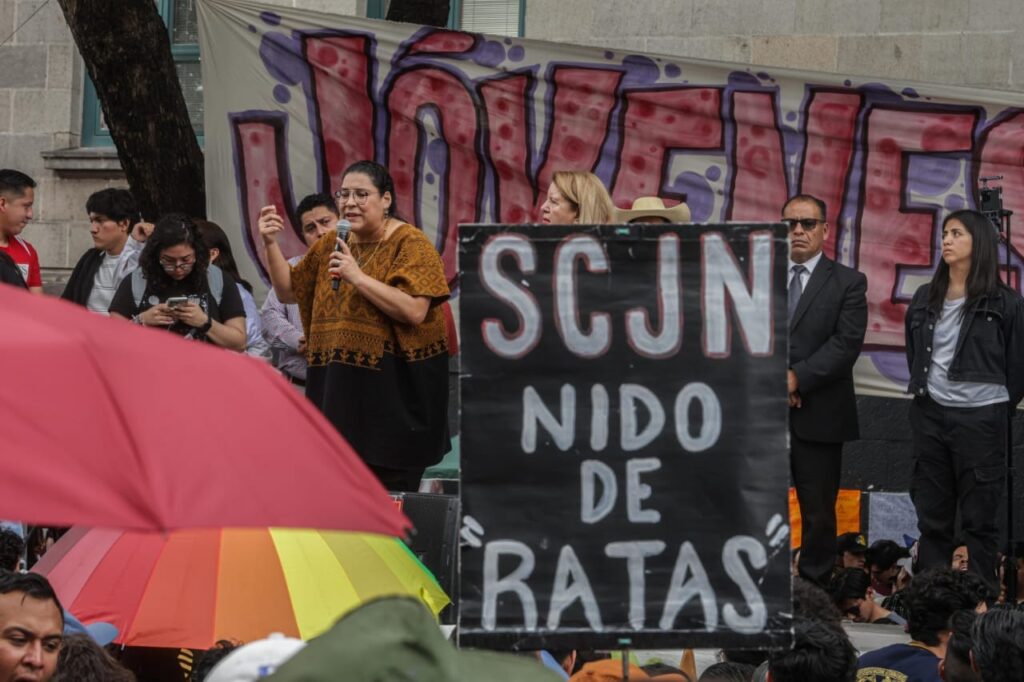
[1004,209,1017,604]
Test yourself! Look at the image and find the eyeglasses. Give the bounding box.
[844,604,861,618]
[782,218,822,231]
[160,255,196,272]
[334,189,378,205]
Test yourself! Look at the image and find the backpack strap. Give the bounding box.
[207,264,224,304]
[131,268,146,308]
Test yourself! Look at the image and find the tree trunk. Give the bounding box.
[57,0,205,220]
[386,0,451,27]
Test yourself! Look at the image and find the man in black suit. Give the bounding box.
[784,194,868,586]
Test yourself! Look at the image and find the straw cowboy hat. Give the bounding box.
[613,196,691,223]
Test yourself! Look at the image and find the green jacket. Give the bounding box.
[268,596,561,682]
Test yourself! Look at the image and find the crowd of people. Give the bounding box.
[3,159,1024,682]
[5,529,1024,681]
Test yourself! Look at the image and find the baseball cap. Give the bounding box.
[63,611,119,646]
[836,532,868,555]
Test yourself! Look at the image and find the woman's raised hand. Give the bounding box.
[258,205,285,245]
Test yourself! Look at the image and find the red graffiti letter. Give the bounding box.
[305,34,376,187]
[610,87,722,208]
[386,67,481,281]
[535,67,623,215]
[858,107,977,348]
[729,91,788,222]
[480,73,535,224]
[799,90,862,258]
[231,116,306,277]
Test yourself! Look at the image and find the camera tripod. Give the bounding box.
[980,175,1018,603]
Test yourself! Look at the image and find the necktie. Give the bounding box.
[788,265,806,322]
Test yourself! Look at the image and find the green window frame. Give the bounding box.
[366,0,525,36]
[82,0,203,147]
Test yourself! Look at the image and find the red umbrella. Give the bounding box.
[0,285,408,536]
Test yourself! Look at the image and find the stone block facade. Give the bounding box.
[526,0,1024,89]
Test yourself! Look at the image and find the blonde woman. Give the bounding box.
[539,171,614,225]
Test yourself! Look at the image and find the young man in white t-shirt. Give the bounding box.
[61,188,151,313]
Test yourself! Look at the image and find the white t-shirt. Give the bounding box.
[86,251,124,314]
[927,296,1008,407]
[86,237,144,315]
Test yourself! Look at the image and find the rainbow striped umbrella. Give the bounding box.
[33,526,449,649]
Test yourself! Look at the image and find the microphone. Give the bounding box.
[331,218,351,291]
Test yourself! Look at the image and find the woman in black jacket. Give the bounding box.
[905,209,1024,599]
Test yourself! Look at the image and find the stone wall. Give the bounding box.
[1,0,84,288]
[524,0,1024,90]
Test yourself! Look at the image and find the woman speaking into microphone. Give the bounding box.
[260,160,451,491]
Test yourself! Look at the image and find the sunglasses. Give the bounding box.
[782,218,822,231]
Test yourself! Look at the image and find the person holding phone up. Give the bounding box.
[108,214,247,350]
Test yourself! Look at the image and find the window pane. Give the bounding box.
[173,0,198,44]
[461,0,520,36]
[175,60,204,134]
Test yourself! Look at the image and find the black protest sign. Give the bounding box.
[458,224,792,650]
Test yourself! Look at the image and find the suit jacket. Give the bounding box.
[789,255,868,443]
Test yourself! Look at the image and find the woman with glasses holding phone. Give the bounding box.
[259,160,450,492]
[109,213,247,351]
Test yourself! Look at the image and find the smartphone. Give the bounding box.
[166,296,189,309]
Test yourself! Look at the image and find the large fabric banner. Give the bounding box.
[458,223,791,649]
[198,0,1024,400]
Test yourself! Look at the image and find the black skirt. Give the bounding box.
[306,351,450,471]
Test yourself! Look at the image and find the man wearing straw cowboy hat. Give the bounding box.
[613,196,692,224]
